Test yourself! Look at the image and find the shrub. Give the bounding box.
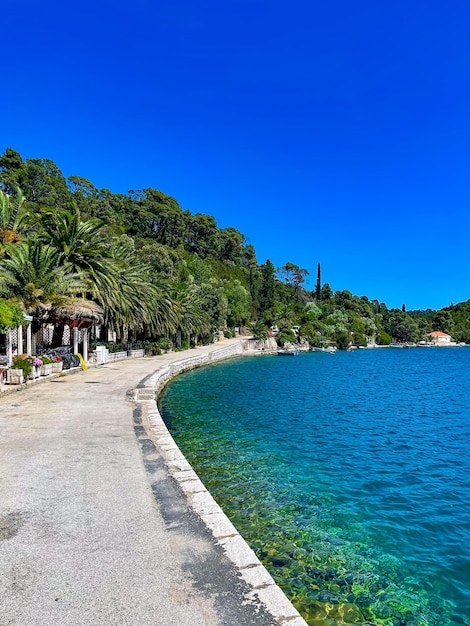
[275,329,297,347]
[332,331,351,350]
[143,341,161,356]
[0,300,26,333]
[352,332,367,347]
[376,329,392,345]
[158,337,173,351]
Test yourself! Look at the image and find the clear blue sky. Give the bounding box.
[2,1,470,310]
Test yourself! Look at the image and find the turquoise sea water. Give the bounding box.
[159,348,470,626]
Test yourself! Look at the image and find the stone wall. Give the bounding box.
[141,341,245,397]
[133,340,307,626]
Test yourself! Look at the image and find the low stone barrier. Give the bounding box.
[134,341,307,626]
[91,348,146,364]
[129,349,145,358]
[104,350,127,362]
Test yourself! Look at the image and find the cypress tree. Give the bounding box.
[315,262,321,301]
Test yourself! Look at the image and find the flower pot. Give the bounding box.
[40,363,53,376]
[7,369,24,385]
[28,366,41,380]
[52,362,63,373]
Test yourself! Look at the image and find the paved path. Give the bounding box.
[0,341,284,626]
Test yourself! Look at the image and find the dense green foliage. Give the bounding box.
[1,147,468,348]
[0,298,26,332]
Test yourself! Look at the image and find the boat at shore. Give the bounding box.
[277,348,300,356]
[311,346,337,354]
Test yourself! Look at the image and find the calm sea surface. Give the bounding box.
[159,348,470,626]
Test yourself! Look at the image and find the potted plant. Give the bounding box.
[51,355,63,373]
[40,355,53,376]
[9,356,32,384]
[26,356,43,379]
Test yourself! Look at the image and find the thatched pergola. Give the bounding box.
[44,297,104,329]
[29,297,104,357]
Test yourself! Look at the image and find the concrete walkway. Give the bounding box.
[0,341,305,626]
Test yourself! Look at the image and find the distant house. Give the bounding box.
[428,331,452,344]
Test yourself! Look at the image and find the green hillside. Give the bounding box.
[1,147,469,349]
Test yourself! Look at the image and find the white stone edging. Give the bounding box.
[134,342,307,626]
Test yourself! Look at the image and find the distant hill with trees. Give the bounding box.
[1,147,469,349]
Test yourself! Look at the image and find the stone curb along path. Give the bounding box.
[134,342,308,626]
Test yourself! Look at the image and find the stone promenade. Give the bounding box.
[0,340,307,626]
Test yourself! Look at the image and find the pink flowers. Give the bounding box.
[26,356,43,367]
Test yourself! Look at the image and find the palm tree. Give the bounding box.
[35,209,181,342]
[0,188,30,253]
[248,320,269,341]
[0,240,103,349]
[173,287,211,347]
[3,204,184,345]
[0,241,83,311]
[101,242,178,340]
[39,206,118,298]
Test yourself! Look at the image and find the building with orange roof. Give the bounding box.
[428,331,452,344]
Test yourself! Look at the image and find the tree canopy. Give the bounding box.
[1,147,468,349]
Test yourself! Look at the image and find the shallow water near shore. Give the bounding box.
[159,347,470,626]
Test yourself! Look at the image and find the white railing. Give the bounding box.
[91,347,145,364]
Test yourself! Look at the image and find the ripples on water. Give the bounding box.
[159,348,470,626]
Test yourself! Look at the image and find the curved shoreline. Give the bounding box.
[134,340,308,626]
